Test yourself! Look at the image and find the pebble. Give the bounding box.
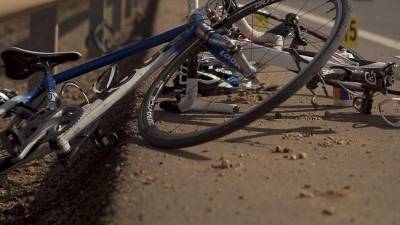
[212,159,233,169]
[289,154,297,160]
[322,207,335,215]
[343,185,352,190]
[273,146,283,153]
[283,148,292,153]
[274,112,283,119]
[163,183,173,189]
[298,190,315,198]
[142,176,157,185]
[298,153,308,159]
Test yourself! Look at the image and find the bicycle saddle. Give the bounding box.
[1,47,82,81]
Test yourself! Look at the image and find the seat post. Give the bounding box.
[44,67,59,111]
[33,61,59,111]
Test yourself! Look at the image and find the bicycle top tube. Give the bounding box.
[54,23,192,84]
[22,23,193,103]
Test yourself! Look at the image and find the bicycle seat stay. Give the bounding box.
[1,47,81,80]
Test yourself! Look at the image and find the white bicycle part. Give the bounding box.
[178,78,238,113]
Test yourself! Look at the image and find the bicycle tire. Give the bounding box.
[138,0,351,148]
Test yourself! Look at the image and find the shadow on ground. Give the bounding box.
[1,1,161,224]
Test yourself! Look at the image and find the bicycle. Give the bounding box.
[169,1,400,129]
[0,0,350,173]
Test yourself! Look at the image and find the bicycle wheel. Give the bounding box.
[138,0,351,148]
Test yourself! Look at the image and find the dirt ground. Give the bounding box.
[1,0,400,225]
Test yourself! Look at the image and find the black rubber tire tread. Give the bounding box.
[138,0,351,149]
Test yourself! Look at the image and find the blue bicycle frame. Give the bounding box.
[23,23,193,105]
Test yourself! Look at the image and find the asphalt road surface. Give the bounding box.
[351,0,400,60]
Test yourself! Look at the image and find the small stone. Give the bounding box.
[322,207,335,215]
[274,112,283,119]
[343,185,352,190]
[304,184,312,189]
[238,195,245,200]
[212,159,233,169]
[299,153,308,159]
[273,146,283,153]
[115,166,121,172]
[289,154,297,160]
[298,190,315,198]
[283,148,292,153]
[163,183,173,189]
[142,176,157,185]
